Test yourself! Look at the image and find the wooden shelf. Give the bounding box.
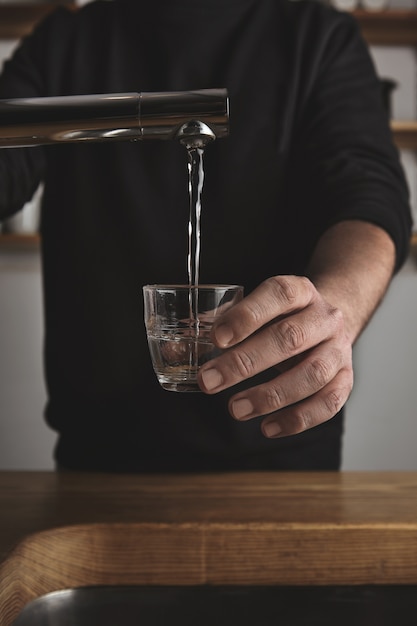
[353,9,417,46]
[0,232,40,250]
[0,2,76,40]
[391,120,417,150]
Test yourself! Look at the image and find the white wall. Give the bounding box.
[0,2,416,470]
[343,258,417,469]
[0,251,55,469]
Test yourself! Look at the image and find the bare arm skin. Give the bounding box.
[198,220,396,438]
[306,220,396,344]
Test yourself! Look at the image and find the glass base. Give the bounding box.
[159,380,202,392]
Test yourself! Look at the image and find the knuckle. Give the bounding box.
[268,276,298,306]
[331,305,344,323]
[330,306,345,332]
[278,319,307,353]
[323,368,353,417]
[244,276,302,325]
[342,366,354,392]
[323,390,345,415]
[268,275,311,308]
[240,298,266,326]
[230,349,257,378]
[287,407,315,434]
[264,384,287,412]
[307,357,332,388]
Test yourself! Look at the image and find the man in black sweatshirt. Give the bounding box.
[0,0,412,471]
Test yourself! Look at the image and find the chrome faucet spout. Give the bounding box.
[176,120,216,150]
[0,88,229,148]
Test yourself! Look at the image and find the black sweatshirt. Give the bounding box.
[0,0,412,471]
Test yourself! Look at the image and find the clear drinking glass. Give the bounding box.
[143,284,244,392]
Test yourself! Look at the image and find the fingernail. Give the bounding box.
[201,367,224,391]
[232,398,254,420]
[262,420,282,438]
[214,324,234,347]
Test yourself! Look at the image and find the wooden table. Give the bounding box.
[0,471,417,625]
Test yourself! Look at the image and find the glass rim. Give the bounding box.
[143,284,243,291]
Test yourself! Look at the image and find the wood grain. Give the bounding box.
[0,472,417,626]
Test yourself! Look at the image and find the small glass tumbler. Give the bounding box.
[143,284,244,392]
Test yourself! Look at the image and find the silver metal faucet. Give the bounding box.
[0,88,229,148]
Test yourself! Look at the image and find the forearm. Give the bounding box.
[306,219,396,344]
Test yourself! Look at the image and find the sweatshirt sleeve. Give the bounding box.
[289,5,413,272]
[0,11,64,220]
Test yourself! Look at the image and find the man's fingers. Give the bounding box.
[211,275,316,348]
[199,299,344,393]
[260,368,353,438]
[228,341,352,421]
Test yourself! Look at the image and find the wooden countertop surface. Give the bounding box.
[1,471,417,624]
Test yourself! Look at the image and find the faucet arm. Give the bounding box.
[0,88,229,148]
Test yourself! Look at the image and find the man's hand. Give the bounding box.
[198,275,353,438]
[198,220,396,438]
